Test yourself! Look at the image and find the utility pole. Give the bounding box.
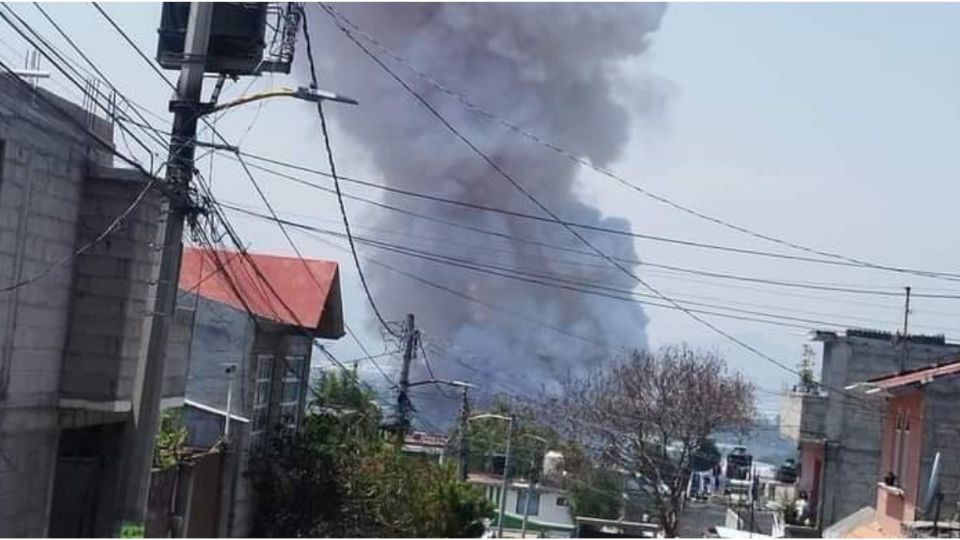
[396,313,416,446]
[498,415,515,539]
[118,2,213,528]
[521,434,548,539]
[458,386,470,482]
[899,286,912,373]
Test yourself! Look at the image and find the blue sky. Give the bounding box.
[5,3,960,417]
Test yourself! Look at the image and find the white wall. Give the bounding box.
[480,482,574,527]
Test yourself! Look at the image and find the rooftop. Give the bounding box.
[178,246,344,338]
[813,328,949,346]
[857,359,960,392]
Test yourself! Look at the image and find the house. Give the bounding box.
[173,246,344,536]
[822,359,960,538]
[402,431,449,463]
[0,73,188,536]
[470,472,576,537]
[778,329,960,529]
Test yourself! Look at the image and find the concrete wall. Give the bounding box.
[60,168,162,405]
[916,377,960,521]
[0,74,113,536]
[813,333,960,527]
[780,391,827,442]
[180,292,256,417]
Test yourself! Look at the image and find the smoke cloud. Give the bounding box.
[308,3,667,424]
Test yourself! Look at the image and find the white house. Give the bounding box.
[468,472,575,536]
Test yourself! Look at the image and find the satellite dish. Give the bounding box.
[921,451,942,515]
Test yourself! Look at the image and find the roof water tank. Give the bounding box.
[543,450,564,476]
[157,2,267,75]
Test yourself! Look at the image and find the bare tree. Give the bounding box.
[549,346,755,537]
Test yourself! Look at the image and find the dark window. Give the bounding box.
[557,497,568,507]
[516,490,540,516]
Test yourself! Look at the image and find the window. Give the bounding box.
[279,355,306,429]
[556,497,568,507]
[516,490,540,516]
[251,354,274,447]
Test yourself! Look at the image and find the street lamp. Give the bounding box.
[205,85,358,115]
[469,413,515,538]
[407,379,476,390]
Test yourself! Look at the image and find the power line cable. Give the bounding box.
[277,209,608,348]
[223,150,960,298]
[88,2,400,397]
[320,3,960,284]
[0,178,158,293]
[0,5,164,162]
[223,203,850,331]
[31,3,169,151]
[90,2,176,91]
[301,10,398,338]
[233,152,399,386]
[319,8,899,417]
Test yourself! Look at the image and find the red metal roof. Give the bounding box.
[179,246,344,338]
[866,359,960,390]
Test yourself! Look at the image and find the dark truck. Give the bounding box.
[725,446,752,480]
[776,458,798,484]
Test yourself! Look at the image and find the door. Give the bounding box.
[48,457,102,537]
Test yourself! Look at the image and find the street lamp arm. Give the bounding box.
[207,86,359,115]
[469,413,512,422]
[408,378,476,390]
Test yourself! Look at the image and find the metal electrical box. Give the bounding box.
[157,2,267,75]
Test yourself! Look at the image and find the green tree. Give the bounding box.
[153,408,187,470]
[249,369,493,537]
[568,468,623,520]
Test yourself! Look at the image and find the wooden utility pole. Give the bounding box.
[497,415,515,539]
[118,3,213,529]
[899,286,912,373]
[396,313,416,445]
[458,386,470,481]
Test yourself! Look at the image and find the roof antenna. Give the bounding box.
[921,451,943,536]
[898,286,912,373]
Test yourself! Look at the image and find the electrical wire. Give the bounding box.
[320,3,960,285]
[219,199,867,332]
[31,3,169,151]
[0,178,158,293]
[0,5,164,163]
[222,150,960,300]
[87,2,402,400]
[319,13,902,419]
[233,152,399,386]
[301,10,398,339]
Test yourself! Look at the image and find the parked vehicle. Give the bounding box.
[725,446,752,481]
[776,459,798,484]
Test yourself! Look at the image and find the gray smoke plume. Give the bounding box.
[308,3,666,424]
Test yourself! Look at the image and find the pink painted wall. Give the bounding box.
[877,389,924,523]
[797,441,823,510]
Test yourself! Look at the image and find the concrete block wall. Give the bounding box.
[780,392,827,442]
[814,334,960,527]
[0,73,115,536]
[61,170,162,404]
[180,293,255,415]
[917,377,960,519]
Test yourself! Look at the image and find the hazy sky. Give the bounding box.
[6,3,960,417]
